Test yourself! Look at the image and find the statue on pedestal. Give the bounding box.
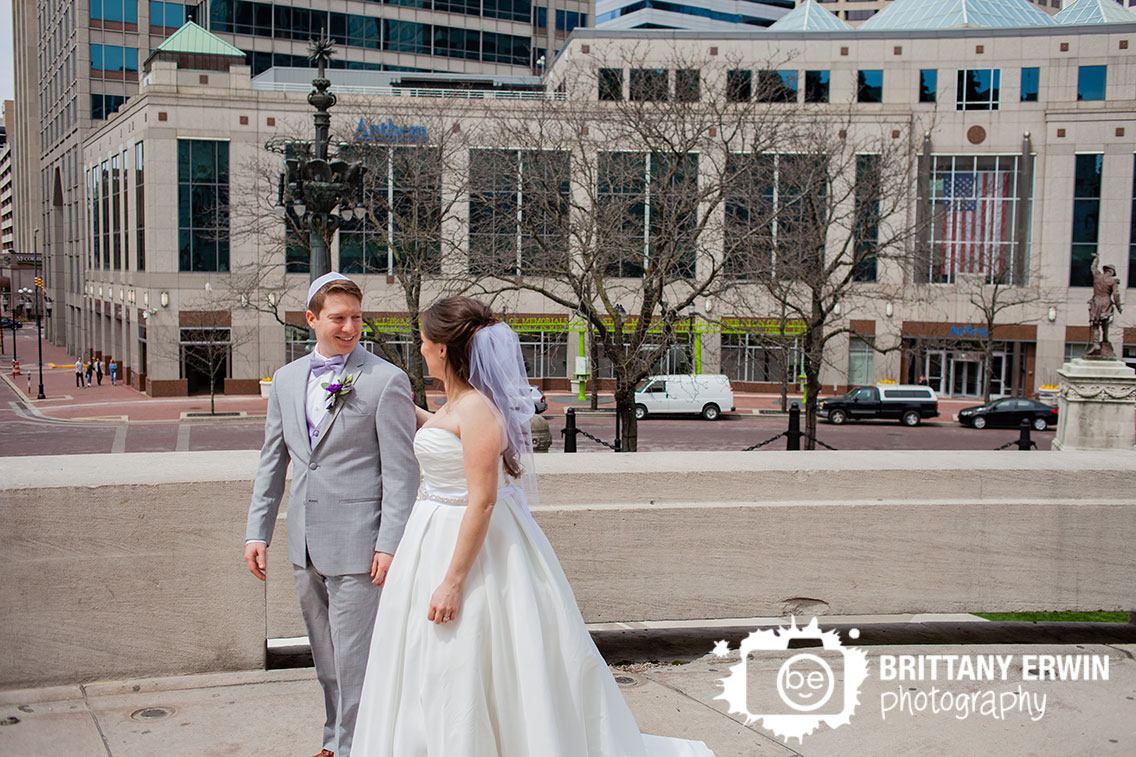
[1085,253,1123,359]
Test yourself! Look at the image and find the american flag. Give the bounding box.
[936,171,1014,278]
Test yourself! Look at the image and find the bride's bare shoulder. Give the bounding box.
[453,391,504,438]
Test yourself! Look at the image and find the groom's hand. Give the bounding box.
[244,542,267,581]
[371,552,394,586]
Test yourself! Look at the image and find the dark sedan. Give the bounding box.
[0,317,22,330]
[958,398,1059,431]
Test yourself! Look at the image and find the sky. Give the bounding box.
[1,0,13,106]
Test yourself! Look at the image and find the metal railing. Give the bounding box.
[252,82,567,101]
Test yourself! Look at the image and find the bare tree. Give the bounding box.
[467,47,800,450]
[958,269,1043,403]
[153,308,254,415]
[226,103,474,405]
[719,110,930,448]
[342,101,473,406]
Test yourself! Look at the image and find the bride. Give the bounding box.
[352,296,712,756]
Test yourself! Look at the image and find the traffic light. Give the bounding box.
[34,277,43,288]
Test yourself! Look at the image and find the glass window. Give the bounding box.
[433,26,480,60]
[858,70,883,103]
[723,153,773,279]
[517,330,568,378]
[555,9,585,31]
[854,155,880,282]
[90,43,103,70]
[135,142,145,271]
[723,153,830,281]
[848,338,874,386]
[177,140,230,272]
[675,69,699,102]
[804,70,829,104]
[630,69,668,102]
[919,69,937,103]
[383,20,431,55]
[956,69,1000,110]
[1077,65,1106,102]
[1020,67,1039,102]
[726,70,752,102]
[1070,153,1102,286]
[720,331,798,384]
[756,70,797,103]
[597,152,697,279]
[925,155,1029,284]
[598,68,622,101]
[469,149,569,277]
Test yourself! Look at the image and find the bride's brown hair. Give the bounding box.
[421,296,523,478]
[420,296,498,385]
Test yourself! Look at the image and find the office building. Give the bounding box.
[12,0,590,353]
[79,2,1136,398]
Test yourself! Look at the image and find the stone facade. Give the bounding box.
[78,22,1136,398]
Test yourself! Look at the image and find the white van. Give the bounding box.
[634,374,735,420]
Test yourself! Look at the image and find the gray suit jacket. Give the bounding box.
[246,345,420,576]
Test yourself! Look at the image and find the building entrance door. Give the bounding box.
[950,358,982,398]
[924,350,947,395]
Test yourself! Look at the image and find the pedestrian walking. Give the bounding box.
[95,359,104,386]
[85,360,93,387]
[109,360,117,386]
[75,359,84,388]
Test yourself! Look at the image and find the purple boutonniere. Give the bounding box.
[323,373,356,412]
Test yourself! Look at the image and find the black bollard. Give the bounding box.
[786,404,802,451]
[562,407,578,453]
[1016,418,1035,450]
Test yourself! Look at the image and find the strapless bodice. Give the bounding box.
[414,426,508,497]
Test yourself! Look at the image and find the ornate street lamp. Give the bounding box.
[33,228,45,399]
[266,33,366,290]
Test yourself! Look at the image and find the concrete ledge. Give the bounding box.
[2,450,1134,688]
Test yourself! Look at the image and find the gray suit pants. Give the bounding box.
[293,555,381,757]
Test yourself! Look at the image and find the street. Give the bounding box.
[0,325,1062,457]
[0,386,1052,457]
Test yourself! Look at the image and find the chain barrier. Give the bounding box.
[804,435,839,451]
[742,432,787,451]
[994,439,1036,450]
[576,427,619,452]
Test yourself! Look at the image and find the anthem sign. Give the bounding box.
[354,118,428,143]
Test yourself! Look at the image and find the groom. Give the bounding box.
[245,272,419,757]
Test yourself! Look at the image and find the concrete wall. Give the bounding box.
[3,449,1135,688]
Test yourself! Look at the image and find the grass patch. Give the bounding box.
[974,611,1129,623]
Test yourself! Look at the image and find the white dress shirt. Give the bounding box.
[247,351,341,547]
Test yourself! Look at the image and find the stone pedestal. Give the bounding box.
[1051,358,1136,450]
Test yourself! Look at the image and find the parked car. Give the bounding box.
[634,374,735,421]
[0,317,22,330]
[958,398,1058,431]
[529,384,548,414]
[819,384,939,426]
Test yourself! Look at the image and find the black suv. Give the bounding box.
[819,385,940,426]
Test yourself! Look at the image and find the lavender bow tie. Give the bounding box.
[310,353,346,379]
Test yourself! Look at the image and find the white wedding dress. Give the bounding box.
[352,427,713,757]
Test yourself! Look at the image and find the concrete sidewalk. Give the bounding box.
[3,628,1134,756]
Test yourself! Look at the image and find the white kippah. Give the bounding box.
[306,272,353,308]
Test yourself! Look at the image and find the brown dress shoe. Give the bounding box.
[311,750,333,757]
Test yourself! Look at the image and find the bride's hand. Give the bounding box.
[428,578,463,625]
